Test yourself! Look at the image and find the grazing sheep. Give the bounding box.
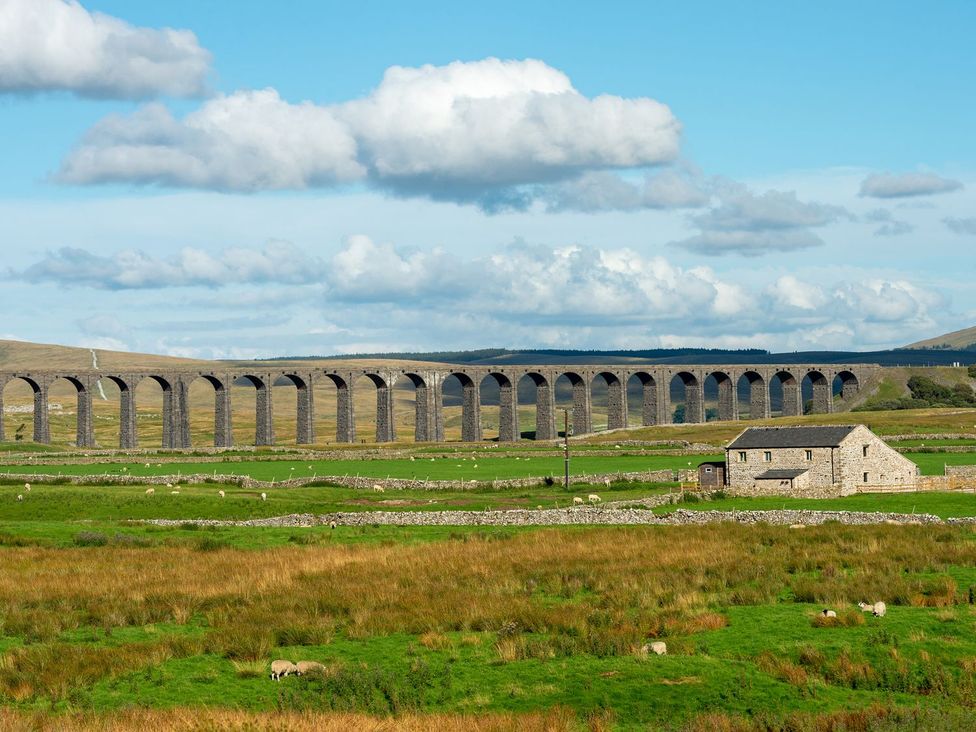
[260,492,267,501]
[859,601,887,617]
[603,478,611,488]
[270,659,298,681]
[218,490,225,498]
[372,484,384,493]
[642,641,667,656]
[573,496,584,505]
[23,483,30,492]
[16,494,23,502]
[329,521,337,530]
[588,494,601,504]
[165,483,173,488]
[295,660,326,675]
[821,609,837,618]
[145,488,155,496]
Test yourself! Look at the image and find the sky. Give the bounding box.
[0,0,974,359]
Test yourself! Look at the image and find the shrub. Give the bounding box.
[73,531,108,547]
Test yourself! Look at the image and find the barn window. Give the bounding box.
[863,472,869,483]
[705,466,712,473]
[763,451,772,462]
[738,451,747,462]
[863,445,869,457]
[805,450,812,461]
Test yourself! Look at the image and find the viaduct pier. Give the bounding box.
[0,363,876,449]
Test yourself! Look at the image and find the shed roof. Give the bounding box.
[727,425,858,449]
[755,468,809,480]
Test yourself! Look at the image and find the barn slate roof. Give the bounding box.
[755,468,810,480]
[727,425,858,449]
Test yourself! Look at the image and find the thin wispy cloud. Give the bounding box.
[859,172,963,198]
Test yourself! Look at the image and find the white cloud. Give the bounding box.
[859,172,963,198]
[694,185,845,231]
[0,0,211,98]
[766,275,828,311]
[17,240,326,289]
[57,58,681,208]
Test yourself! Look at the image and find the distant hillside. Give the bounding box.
[904,326,976,351]
[0,340,203,371]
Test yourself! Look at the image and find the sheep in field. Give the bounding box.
[170,490,180,495]
[642,641,667,656]
[145,488,155,496]
[218,490,225,498]
[573,496,584,506]
[588,494,601,504]
[260,492,267,501]
[296,660,326,676]
[16,494,23,502]
[821,609,837,618]
[372,484,385,493]
[270,659,298,680]
[23,483,30,492]
[859,601,887,617]
[603,478,611,488]
[329,521,337,530]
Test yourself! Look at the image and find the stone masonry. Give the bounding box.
[0,363,875,449]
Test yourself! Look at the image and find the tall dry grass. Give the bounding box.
[2,525,976,701]
[0,707,576,732]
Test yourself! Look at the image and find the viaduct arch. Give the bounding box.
[0,363,876,448]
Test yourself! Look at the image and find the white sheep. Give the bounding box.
[573,496,584,505]
[295,660,326,675]
[218,490,225,498]
[821,609,837,618]
[603,478,611,488]
[372,484,384,493]
[165,483,172,488]
[588,494,601,504]
[23,483,30,492]
[270,659,298,681]
[642,641,667,656]
[260,492,267,501]
[145,488,155,496]
[329,521,337,530]
[16,494,23,502]
[858,601,887,617]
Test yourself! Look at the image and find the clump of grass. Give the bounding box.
[193,537,228,552]
[231,659,266,678]
[811,609,865,628]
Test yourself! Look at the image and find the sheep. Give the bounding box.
[603,478,611,488]
[218,490,225,498]
[642,641,667,656]
[16,494,23,502]
[329,521,337,530]
[372,484,385,493]
[588,494,601,504]
[165,483,173,489]
[170,490,180,495]
[23,483,31,492]
[295,660,326,676]
[270,659,298,681]
[260,492,267,501]
[821,609,837,618]
[573,496,584,506]
[145,488,155,496]
[858,601,887,617]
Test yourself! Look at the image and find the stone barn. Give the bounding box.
[724,424,918,497]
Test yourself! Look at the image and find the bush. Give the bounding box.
[73,531,108,547]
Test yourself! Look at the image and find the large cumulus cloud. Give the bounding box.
[0,0,211,98]
[57,58,682,209]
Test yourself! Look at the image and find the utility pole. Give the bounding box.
[563,408,570,489]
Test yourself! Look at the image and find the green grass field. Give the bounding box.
[0,452,718,482]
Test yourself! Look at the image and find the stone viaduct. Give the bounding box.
[0,363,876,449]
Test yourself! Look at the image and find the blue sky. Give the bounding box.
[1,0,974,358]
